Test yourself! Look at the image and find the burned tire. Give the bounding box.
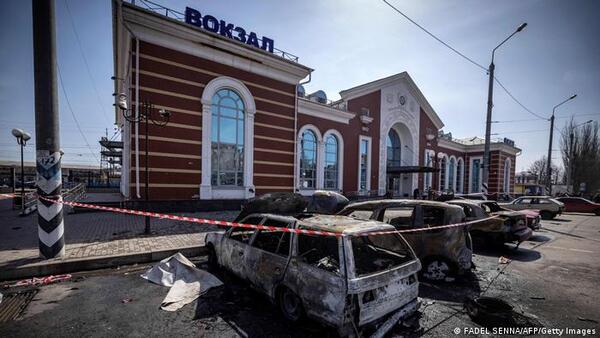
[278,287,305,322]
[539,211,554,220]
[421,257,456,281]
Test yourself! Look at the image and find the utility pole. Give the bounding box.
[546,94,577,196]
[482,23,527,195]
[33,0,65,258]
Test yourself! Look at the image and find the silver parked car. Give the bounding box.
[500,196,565,220]
[205,213,421,336]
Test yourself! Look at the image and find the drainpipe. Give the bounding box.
[135,38,141,198]
[295,73,311,192]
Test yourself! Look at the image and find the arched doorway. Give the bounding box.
[385,122,415,197]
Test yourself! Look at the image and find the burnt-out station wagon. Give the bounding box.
[205,213,421,336]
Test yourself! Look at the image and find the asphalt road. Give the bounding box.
[1,213,598,337]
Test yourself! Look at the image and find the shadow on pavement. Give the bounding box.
[472,239,541,262]
[193,265,335,338]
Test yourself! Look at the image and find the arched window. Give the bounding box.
[439,156,447,190]
[211,89,244,186]
[300,130,317,189]
[387,129,401,167]
[503,158,511,192]
[449,157,456,191]
[457,158,464,193]
[324,135,339,190]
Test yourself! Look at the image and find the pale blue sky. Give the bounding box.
[1,0,598,172]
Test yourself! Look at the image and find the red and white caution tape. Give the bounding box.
[3,193,497,237]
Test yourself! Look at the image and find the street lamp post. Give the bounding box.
[11,128,31,213]
[117,95,171,234]
[425,130,441,199]
[546,94,577,195]
[482,23,527,194]
[566,119,592,194]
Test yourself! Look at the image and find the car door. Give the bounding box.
[244,217,293,297]
[377,205,423,257]
[511,197,532,211]
[220,216,263,278]
[284,232,346,325]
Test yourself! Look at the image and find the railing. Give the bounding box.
[63,183,87,202]
[126,0,300,62]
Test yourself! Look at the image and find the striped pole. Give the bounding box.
[33,0,64,258]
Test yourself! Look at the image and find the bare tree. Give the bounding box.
[560,119,600,194]
[528,156,562,185]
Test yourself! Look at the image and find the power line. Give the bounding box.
[382,0,545,121]
[57,66,100,164]
[492,129,548,135]
[63,0,112,126]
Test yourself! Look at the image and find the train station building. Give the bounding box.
[112,1,520,201]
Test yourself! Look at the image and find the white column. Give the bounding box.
[244,109,255,198]
[200,99,212,199]
[316,139,325,189]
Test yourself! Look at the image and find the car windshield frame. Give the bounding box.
[348,233,415,278]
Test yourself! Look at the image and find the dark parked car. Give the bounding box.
[338,200,472,281]
[448,200,532,245]
[555,197,600,215]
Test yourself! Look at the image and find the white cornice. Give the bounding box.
[438,138,521,156]
[298,98,356,124]
[121,3,312,85]
[339,72,444,130]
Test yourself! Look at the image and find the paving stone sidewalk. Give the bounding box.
[0,196,237,276]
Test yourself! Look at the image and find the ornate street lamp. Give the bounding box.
[117,94,171,234]
[11,128,31,213]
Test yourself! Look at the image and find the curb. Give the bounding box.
[0,245,208,282]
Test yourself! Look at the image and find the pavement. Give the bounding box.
[0,213,598,337]
[0,195,237,281]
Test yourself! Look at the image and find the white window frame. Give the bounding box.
[456,157,464,193]
[469,156,483,193]
[358,135,372,194]
[448,155,457,192]
[200,76,256,200]
[423,149,435,191]
[322,129,344,192]
[296,124,323,196]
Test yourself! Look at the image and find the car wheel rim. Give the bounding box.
[424,260,450,280]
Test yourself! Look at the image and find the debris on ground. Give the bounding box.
[465,296,542,328]
[577,317,598,324]
[3,274,72,288]
[530,296,545,300]
[498,256,511,264]
[141,252,223,311]
[121,298,133,304]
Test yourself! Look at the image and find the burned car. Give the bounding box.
[205,213,421,336]
[338,200,472,281]
[447,200,532,245]
[480,200,541,231]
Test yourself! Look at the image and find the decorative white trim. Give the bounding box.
[439,154,449,190]
[358,135,372,193]
[457,157,465,193]
[448,155,457,191]
[297,98,355,124]
[296,124,322,195]
[339,72,444,130]
[468,156,483,193]
[200,76,256,200]
[423,149,435,191]
[323,129,345,192]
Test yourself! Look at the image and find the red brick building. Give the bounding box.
[112,1,520,201]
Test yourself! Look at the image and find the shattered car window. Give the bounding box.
[229,216,262,244]
[252,219,291,256]
[351,234,413,277]
[346,209,373,221]
[423,206,445,227]
[483,202,501,212]
[298,234,340,274]
[382,207,414,228]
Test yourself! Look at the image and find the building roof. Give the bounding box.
[339,72,444,130]
[0,160,100,170]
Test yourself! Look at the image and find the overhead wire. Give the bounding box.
[382,0,547,121]
[63,0,112,126]
[57,66,101,164]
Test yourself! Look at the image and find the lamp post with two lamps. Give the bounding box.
[482,23,527,194]
[11,128,31,213]
[546,94,577,195]
[117,94,171,234]
[425,130,443,198]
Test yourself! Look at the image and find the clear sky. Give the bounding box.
[1,0,598,172]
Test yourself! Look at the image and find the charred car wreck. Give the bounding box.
[205,213,421,336]
[338,200,473,281]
